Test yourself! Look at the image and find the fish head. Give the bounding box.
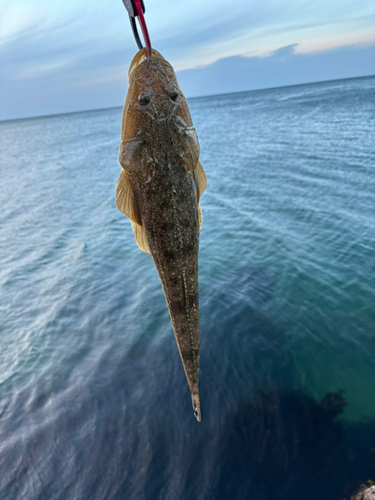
[119,48,200,183]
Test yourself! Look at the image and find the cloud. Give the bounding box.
[0,0,374,119]
[266,44,299,61]
[177,43,375,98]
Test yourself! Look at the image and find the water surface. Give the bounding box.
[1,76,374,499]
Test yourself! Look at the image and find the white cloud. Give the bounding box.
[0,0,374,119]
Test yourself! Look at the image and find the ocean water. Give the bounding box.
[0,75,374,499]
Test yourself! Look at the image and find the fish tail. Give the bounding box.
[191,387,201,422]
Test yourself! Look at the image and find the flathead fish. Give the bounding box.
[116,48,207,421]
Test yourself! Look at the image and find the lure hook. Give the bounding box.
[122,0,152,57]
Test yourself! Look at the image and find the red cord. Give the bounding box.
[133,0,152,57]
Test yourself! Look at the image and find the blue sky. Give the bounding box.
[0,0,374,120]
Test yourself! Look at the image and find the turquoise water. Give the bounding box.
[0,76,374,499]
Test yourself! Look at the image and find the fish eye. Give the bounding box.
[138,92,150,105]
[170,88,179,101]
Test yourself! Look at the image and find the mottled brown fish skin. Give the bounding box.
[140,158,201,420]
[118,49,205,421]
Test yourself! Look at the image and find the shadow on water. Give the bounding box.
[1,266,374,500]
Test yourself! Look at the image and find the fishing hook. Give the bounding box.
[122,0,152,57]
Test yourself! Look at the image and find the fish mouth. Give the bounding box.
[128,48,166,76]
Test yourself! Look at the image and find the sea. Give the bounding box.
[0,75,374,500]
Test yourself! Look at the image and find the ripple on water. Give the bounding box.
[0,77,375,499]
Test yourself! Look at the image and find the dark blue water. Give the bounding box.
[0,76,374,500]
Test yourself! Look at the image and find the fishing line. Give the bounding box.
[122,0,152,57]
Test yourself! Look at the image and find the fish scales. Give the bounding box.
[116,48,207,421]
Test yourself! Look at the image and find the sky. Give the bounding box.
[0,0,374,120]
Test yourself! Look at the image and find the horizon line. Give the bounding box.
[1,73,373,124]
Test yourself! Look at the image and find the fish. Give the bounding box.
[116,48,207,421]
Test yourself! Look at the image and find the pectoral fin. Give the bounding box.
[116,169,142,225]
[193,162,206,230]
[193,161,207,201]
[116,169,151,253]
[198,203,203,230]
[131,221,151,254]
